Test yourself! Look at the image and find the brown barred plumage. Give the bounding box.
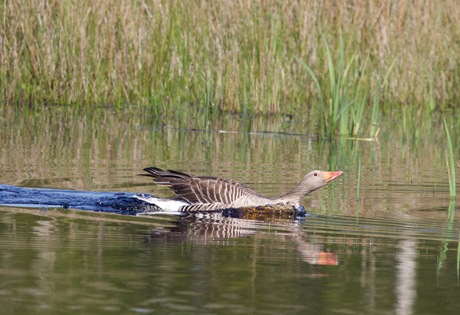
[140,167,343,212]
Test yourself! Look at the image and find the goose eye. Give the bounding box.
[314,173,318,176]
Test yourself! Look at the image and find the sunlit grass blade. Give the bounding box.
[370,84,380,138]
[204,78,212,131]
[293,56,325,108]
[322,33,336,110]
[443,117,456,199]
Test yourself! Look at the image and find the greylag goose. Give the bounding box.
[136,167,343,214]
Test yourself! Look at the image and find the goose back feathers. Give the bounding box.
[138,167,343,212]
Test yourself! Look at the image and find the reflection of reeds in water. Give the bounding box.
[443,131,457,280]
[458,226,460,282]
[437,200,456,284]
[355,158,361,220]
[2,106,459,222]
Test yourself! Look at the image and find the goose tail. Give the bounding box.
[134,194,189,216]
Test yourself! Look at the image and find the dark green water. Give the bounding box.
[1,108,459,314]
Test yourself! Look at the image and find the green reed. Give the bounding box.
[355,157,361,220]
[443,117,456,199]
[2,0,460,118]
[295,32,374,139]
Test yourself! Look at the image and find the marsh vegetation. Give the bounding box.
[2,2,460,313]
[2,1,460,136]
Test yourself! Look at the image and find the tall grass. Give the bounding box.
[295,33,388,139]
[2,0,460,118]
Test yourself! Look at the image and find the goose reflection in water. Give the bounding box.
[145,211,338,266]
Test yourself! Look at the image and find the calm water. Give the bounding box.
[1,108,460,314]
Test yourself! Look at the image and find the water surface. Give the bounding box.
[0,108,459,314]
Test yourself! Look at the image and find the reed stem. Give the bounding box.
[443,117,456,199]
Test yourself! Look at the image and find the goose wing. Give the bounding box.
[141,167,258,205]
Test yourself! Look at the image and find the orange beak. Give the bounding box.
[322,171,343,183]
[317,252,339,265]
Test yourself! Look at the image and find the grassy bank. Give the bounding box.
[2,1,460,131]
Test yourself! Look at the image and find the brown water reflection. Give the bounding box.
[1,205,459,314]
[1,108,460,314]
[146,213,338,266]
